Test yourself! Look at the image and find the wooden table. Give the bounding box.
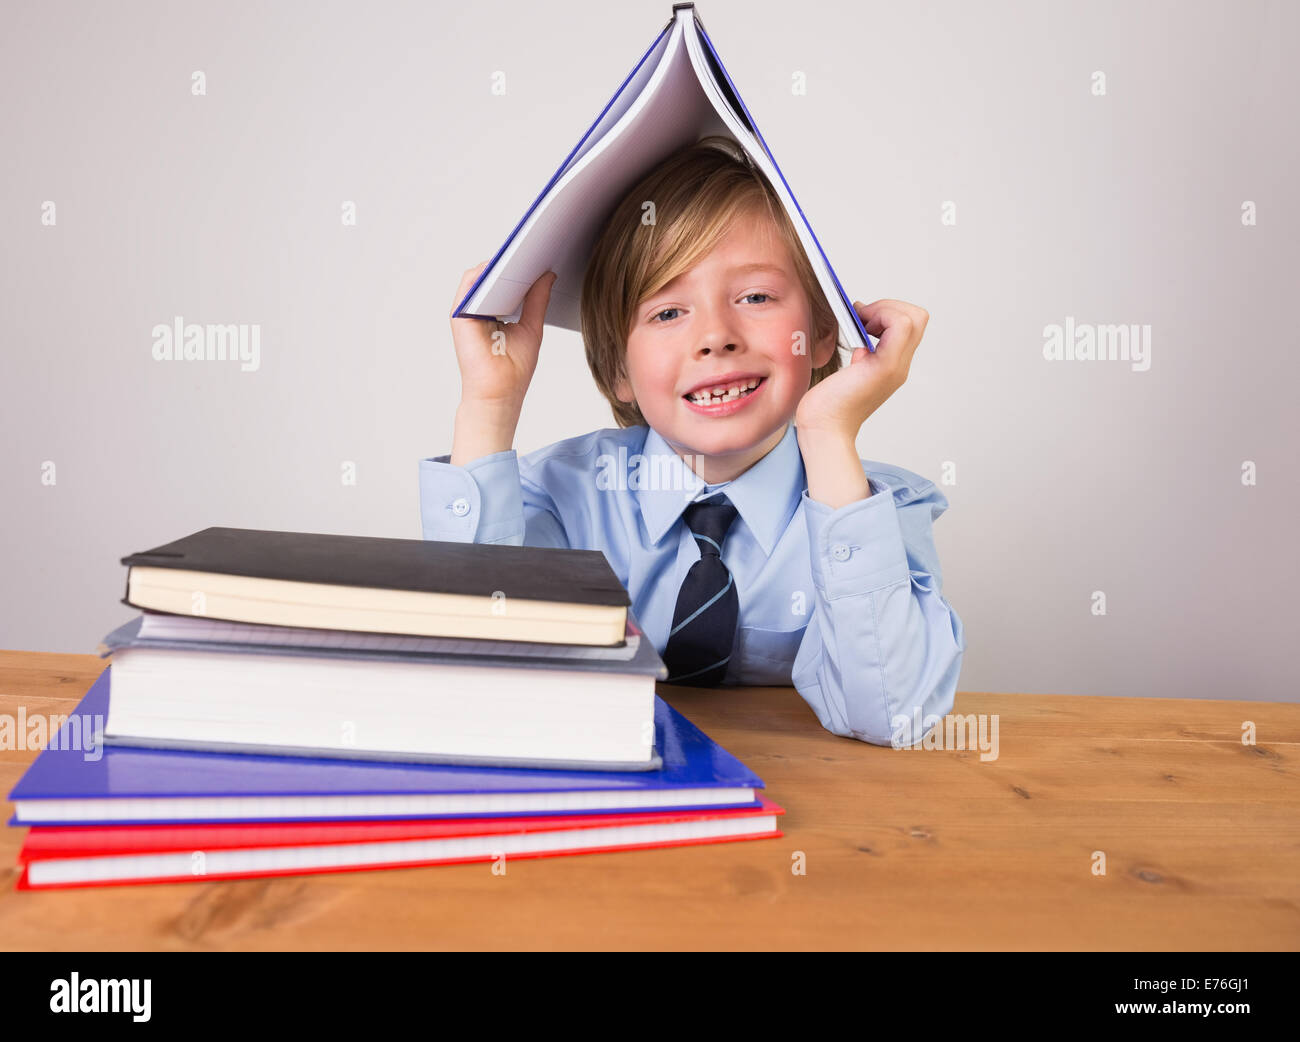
[1,650,1296,951]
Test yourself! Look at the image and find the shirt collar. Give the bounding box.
[635,422,805,557]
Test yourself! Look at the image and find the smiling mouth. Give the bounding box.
[682,377,766,405]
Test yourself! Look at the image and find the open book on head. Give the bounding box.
[453,2,873,353]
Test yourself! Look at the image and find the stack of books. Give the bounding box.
[7,527,783,889]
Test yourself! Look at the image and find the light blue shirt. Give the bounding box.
[418,422,965,747]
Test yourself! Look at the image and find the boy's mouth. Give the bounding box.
[682,376,767,415]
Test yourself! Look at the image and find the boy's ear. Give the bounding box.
[811,328,838,370]
[614,372,634,404]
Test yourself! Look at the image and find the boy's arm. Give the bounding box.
[789,470,966,747]
[419,406,568,547]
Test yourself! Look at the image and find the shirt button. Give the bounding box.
[831,543,851,561]
[450,497,471,517]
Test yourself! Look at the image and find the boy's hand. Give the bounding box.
[450,262,557,415]
[794,299,928,440]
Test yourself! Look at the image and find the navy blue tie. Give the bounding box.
[662,493,740,686]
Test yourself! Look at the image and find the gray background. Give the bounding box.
[2,0,1296,703]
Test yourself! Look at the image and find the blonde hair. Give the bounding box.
[580,135,844,428]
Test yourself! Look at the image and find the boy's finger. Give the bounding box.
[516,271,558,339]
[854,299,928,335]
[451,261,491,316]
[853,301,918,340]
[870,319,910,361]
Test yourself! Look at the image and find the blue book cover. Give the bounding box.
[453,3,872,352]
[8,668,765,826]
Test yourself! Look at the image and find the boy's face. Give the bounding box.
[615,212,837,484]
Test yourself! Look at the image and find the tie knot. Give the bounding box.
[683,493,738,557]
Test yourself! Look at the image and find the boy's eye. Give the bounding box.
[651,295,770,323]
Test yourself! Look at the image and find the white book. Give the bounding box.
[454,2,871,352]
[103,645,660,770]
[97,616,667,771]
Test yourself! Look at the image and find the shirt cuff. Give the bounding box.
[419,450,525,543]
[802,477,910,599]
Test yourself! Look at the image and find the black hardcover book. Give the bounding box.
[121,527,630,646]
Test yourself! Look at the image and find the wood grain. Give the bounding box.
[1,650,1296,950]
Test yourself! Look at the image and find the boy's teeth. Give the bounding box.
[689,378,760,404]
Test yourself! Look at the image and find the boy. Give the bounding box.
[421,136,965,748]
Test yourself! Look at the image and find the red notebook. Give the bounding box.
[16,797,784,890]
